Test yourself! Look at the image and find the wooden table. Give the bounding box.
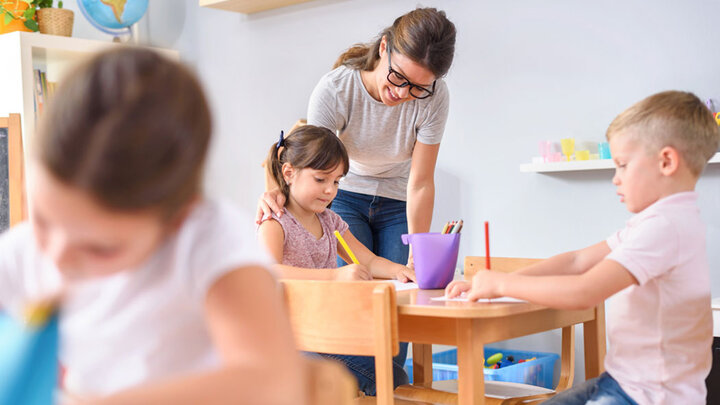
[395,289,606,405]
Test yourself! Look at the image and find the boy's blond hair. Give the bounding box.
[606,90,720,176]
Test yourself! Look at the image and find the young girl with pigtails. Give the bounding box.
[257,125,415,283]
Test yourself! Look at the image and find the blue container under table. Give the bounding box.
[404,348,559,389]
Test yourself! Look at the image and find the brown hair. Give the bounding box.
[333,7,456,78]
[266,125,349,199]
[606,90,720,176]
[35,47,211,220]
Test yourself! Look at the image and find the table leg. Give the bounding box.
[412,343,433,387]
[583,303,606,379]
[456,319,484,405]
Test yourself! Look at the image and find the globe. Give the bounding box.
[78,0,148,36]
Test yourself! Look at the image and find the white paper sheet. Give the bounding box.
[382,280,419,291]
[430,293,526,303]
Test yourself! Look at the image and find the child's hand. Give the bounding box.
[465,271,504,301]
[445,280,471,298]
[335,264,372,281]
[395,265,416,283]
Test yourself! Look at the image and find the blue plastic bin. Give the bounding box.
[404,348,559,389]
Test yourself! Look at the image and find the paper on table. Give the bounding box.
[431,293,526,303]
[382,280,419,291]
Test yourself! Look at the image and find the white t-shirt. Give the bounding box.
[0,199,273,396]
[307,65,450,201]
[605,192,712,405]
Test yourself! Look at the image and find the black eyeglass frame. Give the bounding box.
[386,48,436,100]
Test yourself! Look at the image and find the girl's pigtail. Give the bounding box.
[267,135,290,199]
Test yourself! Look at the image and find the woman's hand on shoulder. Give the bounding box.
[335,264,372,281]
[255,188,286,224]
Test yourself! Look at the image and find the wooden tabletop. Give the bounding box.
[396,289,555,319]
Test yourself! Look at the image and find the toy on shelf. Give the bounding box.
[534,139,611,165]
[560,138,575,161]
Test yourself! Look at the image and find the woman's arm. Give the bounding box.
[87,266,306,405]
[406,141,440,236]
[339,230,415,282]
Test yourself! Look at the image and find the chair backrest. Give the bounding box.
[464,256,542,278]
[281,280,399,404]
[305,356,357,405]
[0,113,26,229]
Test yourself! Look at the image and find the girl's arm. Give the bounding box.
[87,266,305,405]
[258,220,371,280]
[339,230,415,282]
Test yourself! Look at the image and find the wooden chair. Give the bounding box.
[306,356,358,405]
[0,113,27,228]
[281,280,431,405]
[464,256,575,404]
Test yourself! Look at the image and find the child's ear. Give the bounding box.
[281,163,295,185]
[658,146,680,176]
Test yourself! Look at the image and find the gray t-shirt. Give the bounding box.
[307,66,449,201]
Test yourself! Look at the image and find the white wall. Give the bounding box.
[71,0,720,384]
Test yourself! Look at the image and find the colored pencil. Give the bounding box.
[334,230,359,264]
[485,221,491,269]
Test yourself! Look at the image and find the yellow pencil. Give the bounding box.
[334,230,359,265]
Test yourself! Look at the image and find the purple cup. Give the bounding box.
[401,232,461,289]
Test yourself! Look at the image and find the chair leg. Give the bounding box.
[374,288,395,405]
[555,325,575,392]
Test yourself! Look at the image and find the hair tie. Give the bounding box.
[276,130,285,149]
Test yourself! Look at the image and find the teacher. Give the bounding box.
[260,7,455,267]
[257,7,456,395]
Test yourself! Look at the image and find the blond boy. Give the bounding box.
[447,91,720,404]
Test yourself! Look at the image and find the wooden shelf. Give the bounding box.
[199,0,315,14]
[0,32,178,150]
[520,152,720,173]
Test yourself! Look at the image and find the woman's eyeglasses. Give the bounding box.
[386,49,435,100]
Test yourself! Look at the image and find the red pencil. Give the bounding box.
[485,221,490,269]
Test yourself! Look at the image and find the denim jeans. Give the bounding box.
[543,372,639,405]
[330,189,409,266]
[316,343,409,396]
[328,188,410,395]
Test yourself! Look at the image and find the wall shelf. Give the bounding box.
[520,152,720,173]
[199,0,315,14]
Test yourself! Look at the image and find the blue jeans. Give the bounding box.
[543,372,639,405]
[317,344,409,396]
[328,189,410,395]
[330,189,409,266]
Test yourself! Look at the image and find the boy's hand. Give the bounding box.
[445,280,471,298]
[466,271,504,301]
[395,265,416,283]
[255,188,286,224]
[335,264,372,281]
